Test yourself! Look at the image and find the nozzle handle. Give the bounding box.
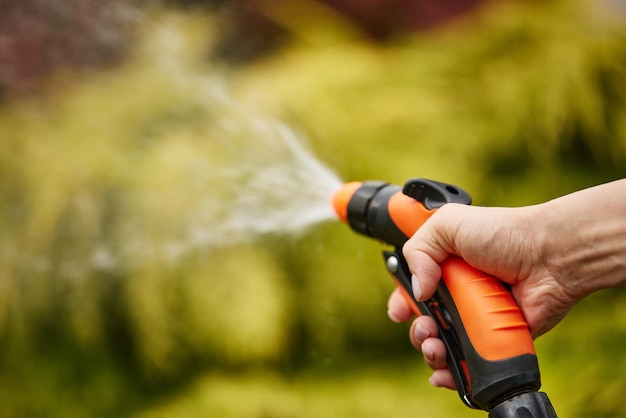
[338,178,552,413]
[388,180,542,411]
[386,250,541,411]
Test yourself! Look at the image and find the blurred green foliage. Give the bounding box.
[0,1,625,417]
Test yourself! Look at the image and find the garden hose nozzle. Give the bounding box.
[332,178,557,418]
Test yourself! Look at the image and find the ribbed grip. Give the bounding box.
[441,257,535,360]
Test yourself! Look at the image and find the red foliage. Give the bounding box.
[0,0,137,97]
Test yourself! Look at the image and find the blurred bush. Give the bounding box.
[0,0,625,417]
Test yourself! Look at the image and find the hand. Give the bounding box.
[403,203,577,339]
[388,179,626,389]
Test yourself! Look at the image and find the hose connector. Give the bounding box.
[489,392,557,418]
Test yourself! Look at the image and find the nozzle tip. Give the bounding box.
[332,182,362,223]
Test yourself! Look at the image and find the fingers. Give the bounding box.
[387,293,457,391]
[429,369,456,390]
[420,334,447,370]
[399,209,456,390]
[387,297,447,372]
[409,315,438,348]
[387,288,413,323]
[410,317,445,371]
[405,248,442,301]
[410,317,457,391]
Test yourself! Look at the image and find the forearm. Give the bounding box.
[530,179,626,301]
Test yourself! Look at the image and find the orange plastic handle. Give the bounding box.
[388,192,433,238]
[441,256,535,360]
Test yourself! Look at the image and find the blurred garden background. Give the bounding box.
[1,0,626,416]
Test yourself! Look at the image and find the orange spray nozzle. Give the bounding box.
[331,181,363,223]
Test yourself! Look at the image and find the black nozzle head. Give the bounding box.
[345,181,388,236]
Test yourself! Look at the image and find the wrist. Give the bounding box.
[531,181,626,301]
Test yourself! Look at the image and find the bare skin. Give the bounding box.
[387,178,626,389]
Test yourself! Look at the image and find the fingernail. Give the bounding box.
[413,324,430,342]
[411,273,422,301]
[428,376,438,387]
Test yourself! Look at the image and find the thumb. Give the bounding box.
[402,205,459,301]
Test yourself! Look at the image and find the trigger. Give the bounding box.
[428,300,451,331]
